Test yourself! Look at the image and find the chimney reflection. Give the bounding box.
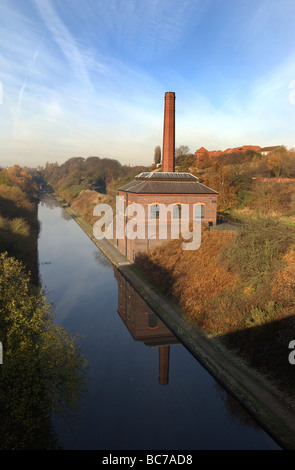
[159,345,170,385]
[114,268,178,385]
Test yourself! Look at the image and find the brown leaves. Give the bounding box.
[136,230,237,326]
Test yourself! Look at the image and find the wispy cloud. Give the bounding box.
[213,90,240,118]
[31,0,93,89]
[14,32,46,136]
[0,0,294,167]
[86,0,205,61]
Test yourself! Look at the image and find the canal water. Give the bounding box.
[38,195,280,450]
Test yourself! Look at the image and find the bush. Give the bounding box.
[248,181,295,216]
[221,218,295,284]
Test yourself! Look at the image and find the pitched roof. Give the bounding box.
[195,147,208,154]
[260,146,281,152]
[136,171,197,181]
[118,172,218,195]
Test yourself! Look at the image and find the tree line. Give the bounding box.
[38,143,295,222]
[42,155,149,203]
[185,145,295,217]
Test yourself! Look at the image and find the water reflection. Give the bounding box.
[94,249,113,268]
[113,267,274,438]
[214,383,260,431]
[114,268,178,385]
[39,194,60,209]
[39,193,72,221]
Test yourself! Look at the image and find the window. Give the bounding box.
[148,314,158,329]
[150,204,160,219]
[194,203,205,219]
[173,204,181,218]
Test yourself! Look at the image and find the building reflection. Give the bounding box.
[114,268,179,385]
[113,269,279,440]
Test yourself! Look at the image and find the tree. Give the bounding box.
[0,169,12,186]
[178,154,195,172]
[0,252,88,449]
[154,145,161,165]
[266,146,292,177]
[203,161,239,212]
[7,165,38,199]
[281,149,295,177]
[267,147,284,177]
[175,145,190,166]
[196,149,211,169]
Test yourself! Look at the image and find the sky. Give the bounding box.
[1,0,295,168]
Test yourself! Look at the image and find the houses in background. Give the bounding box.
[194,145,282,160]
[259,146,282,156]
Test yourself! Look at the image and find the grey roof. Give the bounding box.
[118,172,218,195]
[135,171,197,181]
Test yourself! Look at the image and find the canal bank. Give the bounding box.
[58,196,295,450]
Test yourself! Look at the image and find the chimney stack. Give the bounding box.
[162,92,175,172]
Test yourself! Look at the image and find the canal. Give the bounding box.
[38,195,280,450]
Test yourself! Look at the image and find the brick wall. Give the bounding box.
[116,191,217,261]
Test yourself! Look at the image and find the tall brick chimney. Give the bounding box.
[162,91,175,172]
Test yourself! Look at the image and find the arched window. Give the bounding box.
[194,203,205,219]
[173,203,182,218]
[150,204,160,219]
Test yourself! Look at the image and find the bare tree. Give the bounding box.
[175,145,190,158]
[175,145,190,165]
[154,145,161,165]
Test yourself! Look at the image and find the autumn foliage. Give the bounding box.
[137,229,236,318]
[0,166,40,282]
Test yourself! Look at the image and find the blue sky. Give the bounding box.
[1,0,295,167]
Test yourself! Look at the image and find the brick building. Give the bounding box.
[116,92,218,261]
[194,146,209,159]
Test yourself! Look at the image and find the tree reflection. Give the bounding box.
[39,194,59,210]
[214,383,260,430]
[93,250,112,268]
[0,253,88,449]
[61,207,73,221]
